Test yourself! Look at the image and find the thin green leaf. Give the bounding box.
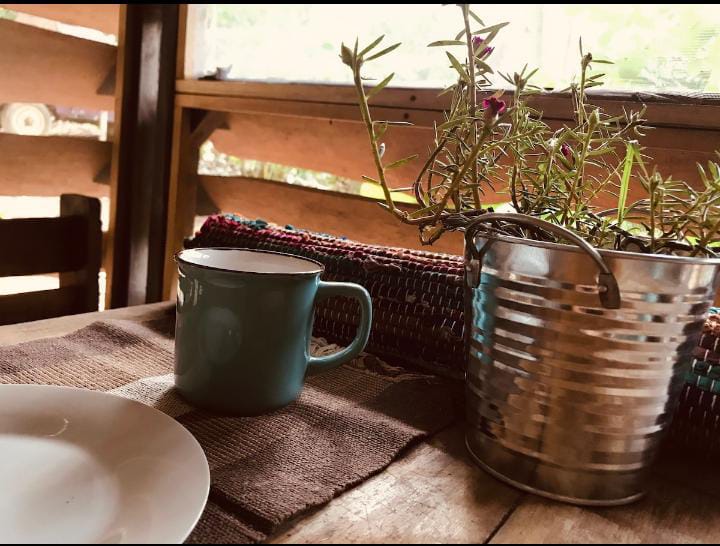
[474,58,494,74]
[428,40,466,47]
[617,142,635,224]
[472,22,509,35]
[446,51,469,83]
[339,43,353,66]
[468,9,484,26]
[366,73,394,100]
[385,154,419,170]
[365,42,401,61]
[359,35,384,57]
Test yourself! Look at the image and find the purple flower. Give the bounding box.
[482,97,506,117]
[560,142,572,161]
[472,36,494,57]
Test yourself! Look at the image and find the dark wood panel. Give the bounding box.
[0,134,110,197]
[109,4,178,308]
[59,194,101,315]
[1,4,119,35]
[0,286,85,325]
[0,18,115,110]
[199,175,464,255]
[0,216,86,276]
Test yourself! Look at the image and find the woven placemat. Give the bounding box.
[0,305,461,543]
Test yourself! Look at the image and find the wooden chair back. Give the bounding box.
[0,194,102,325]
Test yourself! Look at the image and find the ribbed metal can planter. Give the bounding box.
[464,213,720,506]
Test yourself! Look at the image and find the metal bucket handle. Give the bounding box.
[464,213,621,309]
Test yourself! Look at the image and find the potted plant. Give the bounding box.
[341,4,720,505]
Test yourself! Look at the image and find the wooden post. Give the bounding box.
[107,4,179,308]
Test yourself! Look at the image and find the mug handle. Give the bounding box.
[308,281,373,370]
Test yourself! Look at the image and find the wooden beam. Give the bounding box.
[210,112,437,192]
[108,4,179,308]
[177,92,720,158]
[205,113,713,206]
[198,175,464,255]
[1,4,120,36]
[0,134,110,197]
[175,93,437,127]
[163,106,199,300]
[175,80,720,131]
[0,18,115,110]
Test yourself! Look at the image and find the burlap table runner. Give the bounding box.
[0,306,461,543]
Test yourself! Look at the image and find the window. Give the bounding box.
[189,4,720,95]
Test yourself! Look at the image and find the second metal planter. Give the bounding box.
[464,213,720,505]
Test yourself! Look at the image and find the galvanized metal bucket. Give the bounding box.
[464,213,720,506]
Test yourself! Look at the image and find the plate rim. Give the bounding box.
[0,383,210,544]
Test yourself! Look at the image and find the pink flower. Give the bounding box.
[472,36,494,57]
[482,97,506,117]
[560,142,573,161]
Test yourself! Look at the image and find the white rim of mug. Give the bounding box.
[175,247,325,276]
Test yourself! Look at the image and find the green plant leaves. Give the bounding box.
[365,42,401,61]
[366,73,394,100]
[446,51,470,83]
[359,35,385,57]
[385,154,419,170]
[428,40,466,47]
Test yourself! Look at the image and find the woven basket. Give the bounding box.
[186,214,466,378]
[187,214,720,454]
[666,311,720,456]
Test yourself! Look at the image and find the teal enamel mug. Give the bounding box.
[174,247,372,415]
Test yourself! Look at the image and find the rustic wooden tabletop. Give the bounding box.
[1,303,717,544]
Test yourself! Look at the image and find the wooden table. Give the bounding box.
[1,303,718,544]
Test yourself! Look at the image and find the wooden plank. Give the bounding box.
[104,4,128,310]
[175,93,438,127]
[0,134,110,197]
[179,92,720,154]
[199,175,464,255]
[163,107,198,300]
[59,194,101,315]
[211,112,438,192]
[207,114,714,207]
[272,425,521,543]
[0,18,115,110]
[1,4,119,36]
[108,4,179,308]
[0,216,86,276]
[0,286,85,325]
[176,80,720,131]
[489,475,720,543]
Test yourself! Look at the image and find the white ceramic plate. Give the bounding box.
[0,384,209,544]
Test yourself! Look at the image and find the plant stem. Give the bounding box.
[462,4,482,209]
[351,62,400,217]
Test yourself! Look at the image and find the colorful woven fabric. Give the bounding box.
[668,309,720,455]
[188,214,720,455]
[187,214,467,378]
